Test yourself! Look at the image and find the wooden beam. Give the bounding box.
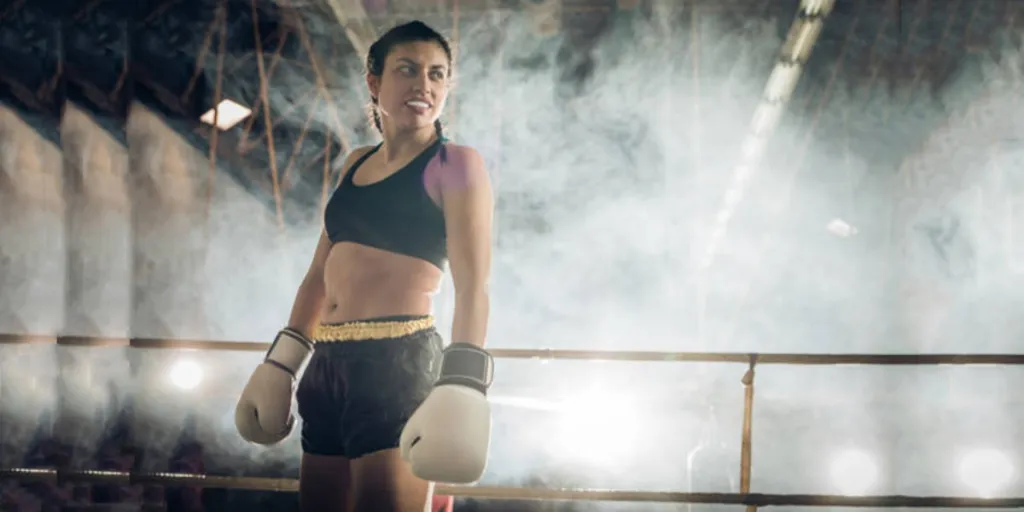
[323,0,378,58]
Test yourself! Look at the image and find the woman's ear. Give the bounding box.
[366,73,380,101]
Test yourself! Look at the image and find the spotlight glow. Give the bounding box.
[829,449,878,495]
[959,448,1014,497]
[827,218,858,237]
[551,391,642,467]
[199,99,251,130]
[168,360,203,390]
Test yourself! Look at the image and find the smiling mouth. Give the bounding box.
[406,100,431,110]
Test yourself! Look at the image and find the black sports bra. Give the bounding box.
[324,140,447,269]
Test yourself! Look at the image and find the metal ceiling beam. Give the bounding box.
[700,0,837,272]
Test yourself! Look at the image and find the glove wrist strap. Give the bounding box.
[265,328,314,378]
[437,343,494,395]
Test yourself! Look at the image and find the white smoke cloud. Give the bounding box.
[1,3,1023,504]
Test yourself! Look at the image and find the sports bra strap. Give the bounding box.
[341,144,382,187]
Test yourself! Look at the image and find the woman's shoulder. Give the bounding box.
[337,144,379,173]
[438,142,485,168]
[432,143,489,191]
[348,144,379,162]
[328,145,379,190]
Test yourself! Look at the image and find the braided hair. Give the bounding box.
[366,21,452,163]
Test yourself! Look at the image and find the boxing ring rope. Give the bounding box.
[5,333,1024,365]
[3,333,1024,507]
[4,467,1024,508]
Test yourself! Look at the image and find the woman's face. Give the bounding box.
[368,41,451,134]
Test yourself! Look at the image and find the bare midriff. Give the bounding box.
[319,241,443,324]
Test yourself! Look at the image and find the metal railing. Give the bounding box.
[2,333,1023,508]
[3,467,1024,508]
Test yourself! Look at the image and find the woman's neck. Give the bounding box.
[380,125,437,163]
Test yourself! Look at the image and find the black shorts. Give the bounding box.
[295,315,442,459]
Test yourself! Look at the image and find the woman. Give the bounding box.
[235,21,494,512]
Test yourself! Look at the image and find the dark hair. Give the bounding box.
[366,20,453,162]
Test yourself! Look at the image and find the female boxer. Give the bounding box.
[235,20,495,512]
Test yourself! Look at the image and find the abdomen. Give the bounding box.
[320,242,443,323]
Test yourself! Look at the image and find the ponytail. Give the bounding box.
[434,119,448,164]
[370,96,383,133]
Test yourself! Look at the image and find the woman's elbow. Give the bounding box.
[455,279,489,298]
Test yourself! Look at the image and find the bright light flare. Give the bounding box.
[829,448,879,495]
[168,360,203,390]
[200,99,251,131]
[958,448,1015,497]
[550,391,642,467]
[827,218,858,237]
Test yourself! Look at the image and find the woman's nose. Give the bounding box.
[413,72,431,90]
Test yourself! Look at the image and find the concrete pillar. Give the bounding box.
[0,107,66,334]
[0,106,64,468]
[524,0,562,37]
[127,105,208,342]
[126,104,210,474]
[61,105,132,342]
[55,104,133,471]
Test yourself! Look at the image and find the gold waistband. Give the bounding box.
[311,316,434,343]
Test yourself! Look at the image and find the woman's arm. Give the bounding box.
[440,146,494,348]
[285,146,374,337]
[286,230,331,337]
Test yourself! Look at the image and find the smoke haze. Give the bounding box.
[1,2,1023,507]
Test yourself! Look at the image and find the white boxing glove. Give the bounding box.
[400,343,494,484]
[235,328,313,445]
